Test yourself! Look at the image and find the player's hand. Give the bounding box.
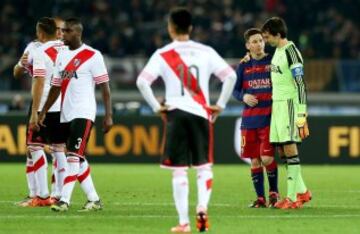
[296,115,310,139]
[157,105,169,121]
[29,113,40,132]
[208,105,223,123]
[38,111,47,127]
[103,115,113,133]
[243,94,258,107]
[19,52,29,67]
[239,52,251,64]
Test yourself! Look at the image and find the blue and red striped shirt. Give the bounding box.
[233,54,272,129]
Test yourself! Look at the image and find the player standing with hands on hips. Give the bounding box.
[137,7,236,233]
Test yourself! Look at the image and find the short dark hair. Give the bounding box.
[65,17,83,32]
[261,17,287,38]
[37,17,57,36]
[169,7,192,34]
[244,28,262,42]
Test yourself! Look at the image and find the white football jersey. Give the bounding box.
[23,41,42,76]
[51,44,109,123]
[31,40,65,112]
[137,40,235,119]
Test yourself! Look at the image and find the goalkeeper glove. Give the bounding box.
[296,113,310,139]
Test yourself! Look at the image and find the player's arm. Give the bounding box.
[29,51,46,131]
[91,52,114,133]
[13,52,29,78]
[233,64,245,101]
[136,52,164,113]
[38,58,62,126]
[99,81,113,133]
[285,45,309,138]
[233,64,258,107]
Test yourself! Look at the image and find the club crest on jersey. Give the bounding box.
[73,59,81,68]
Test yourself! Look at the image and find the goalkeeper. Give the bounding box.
[261,17,311,209]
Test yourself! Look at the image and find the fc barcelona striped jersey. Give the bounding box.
[233,54,272,129]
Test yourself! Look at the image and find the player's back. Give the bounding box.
[271,41,303,101]
[154,40,233,119]
[31,40,65,112]
[23,41,42,76]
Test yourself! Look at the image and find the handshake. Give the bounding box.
[296,113,310,140]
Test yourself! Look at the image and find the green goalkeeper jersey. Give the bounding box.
[271,41,307,113]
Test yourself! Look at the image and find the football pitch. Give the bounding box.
[0,164,359,234]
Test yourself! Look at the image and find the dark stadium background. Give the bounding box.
[0,0,359,164]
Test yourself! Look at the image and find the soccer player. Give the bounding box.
[261,17,311,209]
[14,17,67,207]
[39,17,113,212]
[233,28,279,208]
[137,8,236,233]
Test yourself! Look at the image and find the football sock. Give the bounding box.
[172,169,189,225]
[251,167,264,199]
[78,159,100,202]
[29,146,49,198]
[50,158,58,197]
[52,147,67,198]
[296,167,307,194]
[25,157,37,197]
[61,156,80,204]
[265,160,278,193]
[196,167,213,212]
[286,156,300,201]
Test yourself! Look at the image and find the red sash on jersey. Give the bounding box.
[60,49,95,106]
[45,46,58,63]
[160,49,211,116]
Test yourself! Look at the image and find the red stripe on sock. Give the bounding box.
[265,160,277,171]
[33,156,45,172]
[77,166,90,183]
[64,175,77,185]
[251,167,263,174]
[206,179,213,190]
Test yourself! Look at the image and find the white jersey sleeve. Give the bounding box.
[91,52,109,84]
[209,48,235,82]
[136,51,162,112]
[51,56,62,87]
[32,49,46,77]
[137,51,161,84]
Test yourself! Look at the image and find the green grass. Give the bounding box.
[0,164,359,234]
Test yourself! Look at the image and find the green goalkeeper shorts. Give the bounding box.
[270,98,301,144]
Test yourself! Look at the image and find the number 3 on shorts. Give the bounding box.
[75,137,82,149]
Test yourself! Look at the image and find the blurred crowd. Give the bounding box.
[0,0,359,92]
[1,0,359,59]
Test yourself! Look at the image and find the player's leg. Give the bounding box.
[171,169,190,233]
[241,129,266,208]
[161,110,191,233]
[78,158,102,212]
[249,158,266,208]
[50,143,67,203]
[15,151,38,207]
[43,112,67,204]
[52,119,94,212]
[270,100,302,209]
[26,121,52,206]
[189,114,212,232]
[259,126,279,207]
[50,155,58,201]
